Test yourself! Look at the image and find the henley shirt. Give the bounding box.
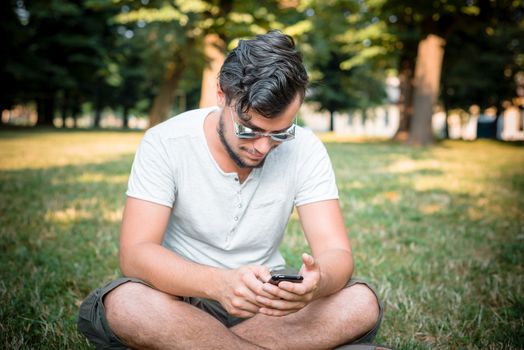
[126,106,338,271]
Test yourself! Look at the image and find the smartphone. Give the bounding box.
[269,274,304,285]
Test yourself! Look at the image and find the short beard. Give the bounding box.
[217,112,266,169]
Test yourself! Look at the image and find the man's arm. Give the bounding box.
[119,197,273,318]
[256,199,352,316]
[297,199,353,297]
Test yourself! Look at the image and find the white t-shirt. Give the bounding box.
[126,106,338,271]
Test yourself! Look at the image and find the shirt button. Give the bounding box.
[234,177,239,182]
[238,203,242,208]
[234,216,238,221]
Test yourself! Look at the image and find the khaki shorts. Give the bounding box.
[78,275,383,349]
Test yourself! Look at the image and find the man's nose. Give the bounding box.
[253,136,273,155]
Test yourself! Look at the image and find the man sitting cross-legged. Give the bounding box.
[78,30,383,350]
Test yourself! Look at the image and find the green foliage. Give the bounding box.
[1,130,523,348]
[0,0,123,125]
[440,2,524,111]
[107,0,299,120]
[369,0,524,111]
[299,0,388,124]
[2,0,522,130]
[0,1,24,110]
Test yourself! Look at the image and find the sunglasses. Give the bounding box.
[230,111,296,142]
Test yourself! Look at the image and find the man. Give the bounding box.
[78,30,383,350]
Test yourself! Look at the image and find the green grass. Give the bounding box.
[1,129,523,349]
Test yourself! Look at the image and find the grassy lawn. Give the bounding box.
[1,129,522,349]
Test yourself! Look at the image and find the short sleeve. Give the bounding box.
[294,133,339,207]
[126,131,176,207]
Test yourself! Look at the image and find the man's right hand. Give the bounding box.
[212,265,273,318]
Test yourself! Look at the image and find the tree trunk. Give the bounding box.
[409,34,446,145]
[93,88,102,128]
[122,105,129,129]
[394,56,415,141]
[199,33,225,108]
[149,52,189,127]
[441,76,449,139]
[36,94,56,127]
[61,95,68,128]
[71,102,79,129]
[443,110,449,139]
[329,110,335,132]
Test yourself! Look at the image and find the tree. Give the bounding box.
[2,0,119,127]
[373,0,524,144]
[199,33,226,108]
[112,40,150,129]
[302,0,387,131]
[116,0,304,127]
[441,3,524,115]
[409,33,445,144]
[0,0,26,118]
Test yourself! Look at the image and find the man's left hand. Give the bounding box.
[256,253,320,316]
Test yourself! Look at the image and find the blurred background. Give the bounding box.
[1,0,523,145]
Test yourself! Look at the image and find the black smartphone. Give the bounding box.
[269,274,304,285]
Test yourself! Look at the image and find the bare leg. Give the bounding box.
[104,282,266,350]
[231,284,380,350]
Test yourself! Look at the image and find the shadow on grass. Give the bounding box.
[1,136,522,349]
[0,155,134,349]
[325,142,523,348]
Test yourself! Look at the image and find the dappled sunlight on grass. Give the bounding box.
[322,139,523,349]
[0,130,522,349]
[102,209,124,223]
[338,180,365,191]
[0,130,143,170]
[318,132,389,144]
[50,173,130,185]
[371,191,401,205]
[0,130,133,348]
[385,158,442,174]
[418,203,444,214]
[45,207,93,224]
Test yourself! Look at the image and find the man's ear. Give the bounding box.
[216,82,225,107]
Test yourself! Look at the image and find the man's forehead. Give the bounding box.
[238,95,302,131]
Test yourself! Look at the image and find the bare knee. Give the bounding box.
[343,283,380,331]
[104,282,178,344]
[104,282,150,331]
[105,281,149,320]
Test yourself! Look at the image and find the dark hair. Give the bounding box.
[218,30,309,120]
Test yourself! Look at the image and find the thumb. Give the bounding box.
[302,253,316,269]
[254,265,272,282]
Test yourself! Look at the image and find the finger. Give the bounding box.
[233,285,261,306]
[256,296,306,311]
[241,269,267,296]
[243,268,278,299]
[243,276,278,299]
[231,296,260,314]
[251,265,273,284]
[262,283,303,301]
[276,281,310,296]
[230,308,257,318]
[257,288,281,300]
